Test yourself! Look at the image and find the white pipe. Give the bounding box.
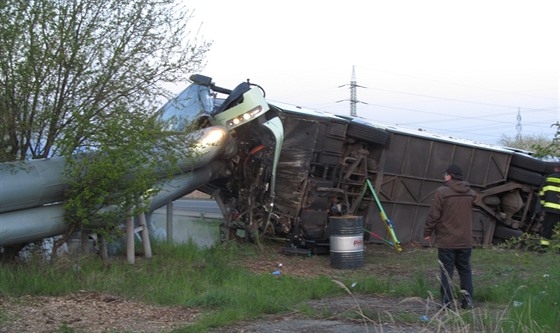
[0,205,67,247]
[0,126,234,213]
[0,159,228,247]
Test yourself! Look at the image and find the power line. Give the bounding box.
[359,102,555,125]
[354,65,558,102]
[360,85,554,111]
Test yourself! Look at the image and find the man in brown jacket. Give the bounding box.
[424,164,478,309]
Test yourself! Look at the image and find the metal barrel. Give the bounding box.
[329,215,364,269]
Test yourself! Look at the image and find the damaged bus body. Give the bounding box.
[160,75,550,250]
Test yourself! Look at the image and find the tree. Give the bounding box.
[499,133,552,153]
[0,0,212,247]
[61,107,201,247]
[0,0,210,162]
[531,123,560,158]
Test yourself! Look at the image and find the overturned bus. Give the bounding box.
[158,74,551,250]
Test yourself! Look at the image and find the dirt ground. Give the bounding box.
[0,293,439,333]
[207,294,440,333]
[0,244,448,333]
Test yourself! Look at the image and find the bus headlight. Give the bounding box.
[226,105,264,129]
[199,127,227,148]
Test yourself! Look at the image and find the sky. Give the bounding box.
[184,0,559,145]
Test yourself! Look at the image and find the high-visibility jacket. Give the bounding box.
[539,172,560,213]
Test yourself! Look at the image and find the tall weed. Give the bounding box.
[1,239,558,332]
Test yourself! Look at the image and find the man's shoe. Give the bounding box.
[460,291,473,309]
[461,298,473,309]
[438,300,457,311]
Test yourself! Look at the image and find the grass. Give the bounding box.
[1,239,559,332]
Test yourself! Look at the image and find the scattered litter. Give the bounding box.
[272,271,281,276]
[513,301,523,307]
[351,282,357,288]
[419,315,429,322]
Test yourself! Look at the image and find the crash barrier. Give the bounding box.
[329,215,364,269]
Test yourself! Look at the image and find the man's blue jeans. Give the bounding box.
[438,248,473,308]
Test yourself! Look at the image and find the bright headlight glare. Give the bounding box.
[200,128,225,146]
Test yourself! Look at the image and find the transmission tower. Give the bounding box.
[337,66,367,117]
[516,108,522,140]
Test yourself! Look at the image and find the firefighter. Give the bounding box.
[538,162,560,247]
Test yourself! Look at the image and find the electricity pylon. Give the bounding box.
[337,66,367,117]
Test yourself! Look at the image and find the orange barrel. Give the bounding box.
[329,215,364,269]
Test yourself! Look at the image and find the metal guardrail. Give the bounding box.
[152,199,223,220]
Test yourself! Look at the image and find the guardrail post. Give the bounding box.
[138,212,152,258]
[126,215,135,264]
[166,202,174,242]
